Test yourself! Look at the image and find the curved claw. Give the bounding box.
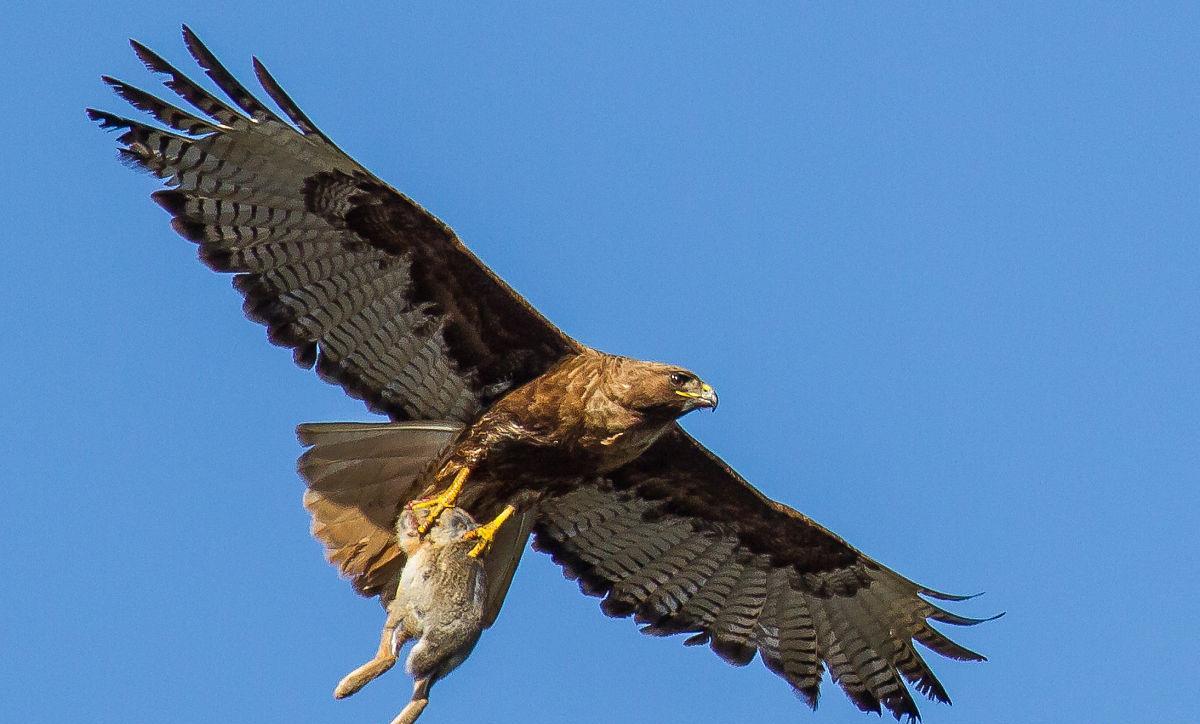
[464,505,516,558]
[411,467,470,535]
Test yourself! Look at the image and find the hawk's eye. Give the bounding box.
[669,372,692,387]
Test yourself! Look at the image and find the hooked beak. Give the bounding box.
[676,383,719,411]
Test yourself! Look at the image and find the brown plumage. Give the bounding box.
[91,26,998,722]
[430,352,720,486]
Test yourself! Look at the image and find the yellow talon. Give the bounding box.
[464,505,516,558]
[411,467,470,535]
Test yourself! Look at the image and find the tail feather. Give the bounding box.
[298,422,461,600]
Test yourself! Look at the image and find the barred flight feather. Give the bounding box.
[618,532,711,620]
[774,585,824,705]
[709,564,768,665]
[853,588,946,702]
[813,600,881,714]
[101,77,222,135]
[91,27,578,423]
[533,429,997,721]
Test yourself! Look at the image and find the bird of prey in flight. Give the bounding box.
[89,26,997,721]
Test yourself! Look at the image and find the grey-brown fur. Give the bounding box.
[335,505,486,724]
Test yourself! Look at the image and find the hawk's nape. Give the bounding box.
[92,26,998,722]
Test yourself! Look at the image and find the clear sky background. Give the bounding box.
[2,3,1196,723]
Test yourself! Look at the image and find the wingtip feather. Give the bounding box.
[920,587,984,602]
[927,603,1004,627]
[128,38,166,75]
[85,108,125,129]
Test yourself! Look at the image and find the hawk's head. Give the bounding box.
[605,357,718,420]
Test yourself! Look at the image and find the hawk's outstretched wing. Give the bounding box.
[295,421,995,721]
[88,25,580,423]
[94,28,993,722]
[534,427,997,721]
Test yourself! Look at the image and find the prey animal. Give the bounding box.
[334,502,515,724]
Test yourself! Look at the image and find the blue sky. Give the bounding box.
[3,3,1197,723]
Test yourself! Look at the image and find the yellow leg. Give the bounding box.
[411,467,470,535]
[464,505,516,558]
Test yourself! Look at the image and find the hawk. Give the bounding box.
[89,26,997,721]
